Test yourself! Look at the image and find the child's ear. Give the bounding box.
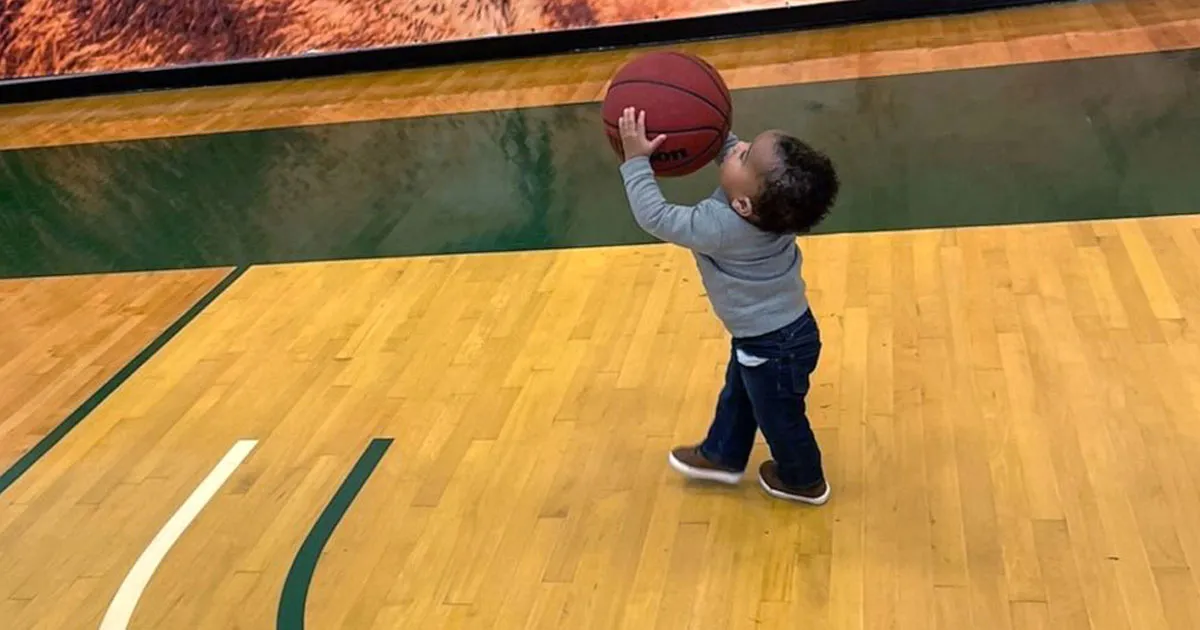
[731,197,754,218]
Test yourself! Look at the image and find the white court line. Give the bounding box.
[99,439,258,630]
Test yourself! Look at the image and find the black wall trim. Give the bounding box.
[0,0,1067,105]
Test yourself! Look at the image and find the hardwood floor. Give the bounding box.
[2,216,1199,628]
[2,1,1198,627]
[0,269,231,477]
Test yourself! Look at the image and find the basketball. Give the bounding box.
[602,51,732,177]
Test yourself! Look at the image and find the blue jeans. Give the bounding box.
[700,309,824,487]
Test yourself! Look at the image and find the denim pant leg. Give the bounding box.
[737,313,824,487]
[699,344,758,472]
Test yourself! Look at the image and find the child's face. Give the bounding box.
[720,131,780,219]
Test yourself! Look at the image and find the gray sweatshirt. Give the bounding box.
[618,134,809,339]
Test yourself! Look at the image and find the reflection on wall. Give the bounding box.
[2,50,1196,279]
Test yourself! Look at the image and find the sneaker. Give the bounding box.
[667,445,743,485]
[758,461,831,505]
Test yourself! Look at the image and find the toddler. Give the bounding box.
[616,107,839,504]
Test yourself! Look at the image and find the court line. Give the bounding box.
[0,265,248,497]
[99,438,259,630]
[277,437,394,630]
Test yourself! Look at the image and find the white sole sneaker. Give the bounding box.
[759,475,831,505]
[667,451,743,485]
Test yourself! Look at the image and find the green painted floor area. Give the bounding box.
[1,49,1197,278]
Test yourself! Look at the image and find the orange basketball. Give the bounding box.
[602,51,732,177]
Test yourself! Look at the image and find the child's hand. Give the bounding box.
[618,107,666,160]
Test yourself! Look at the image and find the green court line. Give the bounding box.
[0,265,248,497]
[278,437,394,630]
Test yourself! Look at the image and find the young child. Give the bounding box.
[616,107,839,505]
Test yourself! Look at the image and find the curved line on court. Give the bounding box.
[100,439,258,630]
[0,265,248,497]
[277,437,393,630]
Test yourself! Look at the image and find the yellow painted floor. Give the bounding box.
[2,1,1200,628]
[2,216,1200,628]
[0,270,231,473]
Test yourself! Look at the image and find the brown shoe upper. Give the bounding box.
[671,446,741,474]
[758,461,827,499]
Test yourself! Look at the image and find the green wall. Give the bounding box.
[1,49,1196,278]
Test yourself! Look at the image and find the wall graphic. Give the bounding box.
[0,0,823,80]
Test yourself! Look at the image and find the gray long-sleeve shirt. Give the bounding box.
[618,134,809,339]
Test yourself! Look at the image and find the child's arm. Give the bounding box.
[619,156,725,254]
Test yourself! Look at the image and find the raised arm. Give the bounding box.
[619,156,725,254]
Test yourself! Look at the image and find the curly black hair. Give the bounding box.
[751,134,839,235]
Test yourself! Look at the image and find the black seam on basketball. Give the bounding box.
[658,132,723,175]
[662,52,732,112]
[603,120,726,135]
[606,79,730,127]
[606,79,729,127]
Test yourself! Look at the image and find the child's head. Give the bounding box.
[719,130,839,234]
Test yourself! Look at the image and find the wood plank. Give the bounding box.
[0,269,231,479]
[2,216,1200,628]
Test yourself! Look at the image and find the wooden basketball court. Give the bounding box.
[2,1,1200,628]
